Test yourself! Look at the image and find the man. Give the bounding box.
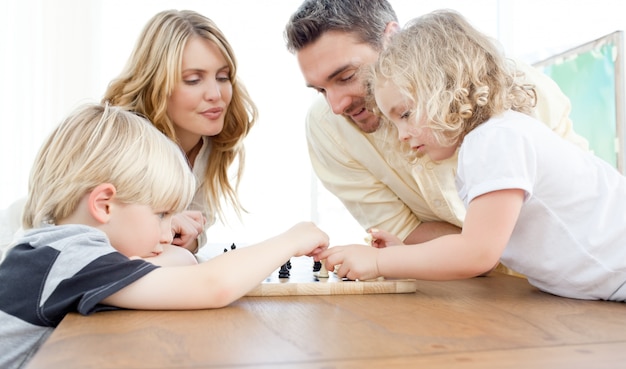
[284,0,588,248]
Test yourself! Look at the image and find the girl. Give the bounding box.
[318,9,626,301]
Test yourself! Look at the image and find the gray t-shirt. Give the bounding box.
[0,224,158,369]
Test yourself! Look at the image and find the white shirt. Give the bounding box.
[306,60,589,240]
[457,110,626,300]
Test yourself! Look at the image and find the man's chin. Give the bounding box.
[344,115,380,133]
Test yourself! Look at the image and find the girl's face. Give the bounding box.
[167,36,233,152]
[374,79,457,162]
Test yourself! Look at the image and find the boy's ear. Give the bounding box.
[88,183,116,224]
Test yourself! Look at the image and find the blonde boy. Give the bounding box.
[0,104,328,369]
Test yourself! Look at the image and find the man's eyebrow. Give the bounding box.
[305,64,353,89]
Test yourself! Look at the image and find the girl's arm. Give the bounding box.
[325,189,525,281]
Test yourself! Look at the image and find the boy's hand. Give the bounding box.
[286,222,329,257]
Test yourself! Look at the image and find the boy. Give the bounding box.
[0,104,328,369]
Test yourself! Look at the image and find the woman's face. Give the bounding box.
[167,36,233,152]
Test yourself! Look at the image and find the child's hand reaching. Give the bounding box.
[284,222,330,257]
[367,228,405,248]
[317,244,381,281]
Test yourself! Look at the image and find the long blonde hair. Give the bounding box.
[371,9,536,160]
[103,9,257,222]
[23,103,195,229]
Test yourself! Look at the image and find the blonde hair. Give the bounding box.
[23,103,196,229]
[103,9,257,222]
[371,9,536,160]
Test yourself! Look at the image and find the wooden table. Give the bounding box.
[25,273,626,369]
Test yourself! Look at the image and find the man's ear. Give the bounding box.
[88,183,116,224]
[382,21,400,48]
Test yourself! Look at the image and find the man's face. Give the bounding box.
[297,31,381,133]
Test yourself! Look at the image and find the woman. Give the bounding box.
[103,10,258,254]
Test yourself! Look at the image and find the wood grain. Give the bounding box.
[25,273,626,369]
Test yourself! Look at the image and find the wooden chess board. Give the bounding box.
[246,256,417,296]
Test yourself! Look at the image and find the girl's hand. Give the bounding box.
[368,228,405,248]
[318,245,381,281]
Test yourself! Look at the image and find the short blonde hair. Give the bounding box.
[371,9,536,160]
[23,103,196,229]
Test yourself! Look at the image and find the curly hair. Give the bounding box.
[371,9,536,162]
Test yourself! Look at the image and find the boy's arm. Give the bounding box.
[101,222,328,310]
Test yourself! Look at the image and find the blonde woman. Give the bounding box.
[0,103,328,369]
[104,10,258,254]
[319,10,626,302]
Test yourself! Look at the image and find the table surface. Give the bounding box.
[25,272,626,369]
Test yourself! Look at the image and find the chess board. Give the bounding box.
[246,256,417,296]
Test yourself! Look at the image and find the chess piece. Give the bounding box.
[317,260,329,278]
[278,262,290,278]
[313,260,321,272]
[224,243,237,253]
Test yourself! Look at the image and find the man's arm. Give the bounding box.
[403,221,461,244]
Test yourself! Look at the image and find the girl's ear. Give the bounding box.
[88,183,116,224]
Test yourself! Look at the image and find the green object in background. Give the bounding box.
[535,31,624,170]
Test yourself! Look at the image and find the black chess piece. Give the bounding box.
[224,243,237,253]
[278,262,290,278]
[313,260,321,272]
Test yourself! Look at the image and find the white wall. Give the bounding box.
[1,0,624,251]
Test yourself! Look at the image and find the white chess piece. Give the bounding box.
[318,260,329,278]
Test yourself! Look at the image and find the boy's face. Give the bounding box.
[105,201,174,259]
[296,31,381,133]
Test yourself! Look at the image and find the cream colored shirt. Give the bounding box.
[306,61,589,240]
[188,136,215,250]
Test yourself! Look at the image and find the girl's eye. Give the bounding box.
[158,212,170,219]
[400,111,411,120]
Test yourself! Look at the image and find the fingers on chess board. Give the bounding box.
[245,256,417,296]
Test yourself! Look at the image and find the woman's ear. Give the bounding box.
[88,183,116,224]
